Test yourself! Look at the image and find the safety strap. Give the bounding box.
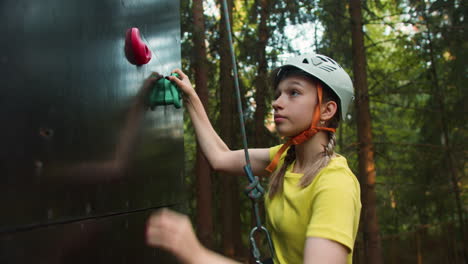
[265,83,336,173]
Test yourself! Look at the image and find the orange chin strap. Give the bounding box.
[265,83,336,173]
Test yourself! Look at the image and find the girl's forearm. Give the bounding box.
[184,92,230,169]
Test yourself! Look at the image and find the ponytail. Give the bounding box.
[268,145,296,198]
[298,131,336,188]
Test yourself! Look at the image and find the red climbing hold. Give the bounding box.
[125,27,152,65]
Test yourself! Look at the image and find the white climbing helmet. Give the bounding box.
[279,53,354,120]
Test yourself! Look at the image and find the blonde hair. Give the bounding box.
[268,132,337,198]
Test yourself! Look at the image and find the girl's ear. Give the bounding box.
[320,101,338,121]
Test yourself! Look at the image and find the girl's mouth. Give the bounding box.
[274,114,287,123]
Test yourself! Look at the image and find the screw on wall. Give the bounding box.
[39,127,54,139]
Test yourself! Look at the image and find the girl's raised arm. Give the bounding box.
[167,69,270,177]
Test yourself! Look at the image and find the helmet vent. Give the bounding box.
[328,58,343,69]
[316,55,328,62]
[319,65,337,72]
[327,58,337,65]
[302,58,309,64]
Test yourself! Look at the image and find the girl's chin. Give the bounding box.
[276,124,309,138]
[276,129,301,138]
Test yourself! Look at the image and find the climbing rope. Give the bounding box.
[220,0,275,262]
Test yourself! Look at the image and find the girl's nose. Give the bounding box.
[272,96,283,110]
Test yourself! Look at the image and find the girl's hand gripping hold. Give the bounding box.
[166,69,197,98]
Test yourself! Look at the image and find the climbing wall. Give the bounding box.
[0,0,183,262]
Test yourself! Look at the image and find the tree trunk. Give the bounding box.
[192,0,214,249]
[253,0,271,148]
[416,229,423,264]
[349,1,384,263]
[219,0,243,258]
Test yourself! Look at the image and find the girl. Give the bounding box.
[146,53,361,264]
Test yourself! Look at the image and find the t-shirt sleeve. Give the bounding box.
[306,168,360,252]
[268,144,290,174]
[269,144,284,161]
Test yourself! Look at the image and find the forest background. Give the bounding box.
[178,0,467,263]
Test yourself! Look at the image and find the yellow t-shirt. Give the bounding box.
[265,145,361,264]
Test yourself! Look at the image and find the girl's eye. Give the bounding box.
[290,90,300,96]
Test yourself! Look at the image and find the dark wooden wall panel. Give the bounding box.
[0,0,183,262]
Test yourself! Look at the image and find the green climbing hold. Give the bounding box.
[148,73,182,109]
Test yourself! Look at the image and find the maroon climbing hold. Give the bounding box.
[125,27,152,65]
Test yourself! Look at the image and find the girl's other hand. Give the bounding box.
[146,209,204,263]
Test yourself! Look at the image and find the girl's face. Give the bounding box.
[272,75,317,137]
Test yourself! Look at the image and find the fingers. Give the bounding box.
[146,209,189,249]
[146,209,170,248]
[146,69,184,81]
[146,69,195,97]
[146,209,204,263]
[166,69,184,84]
[166,74,183,86]
[146,224,162,247]
[165,69,197,97]
[171,68,187,79]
